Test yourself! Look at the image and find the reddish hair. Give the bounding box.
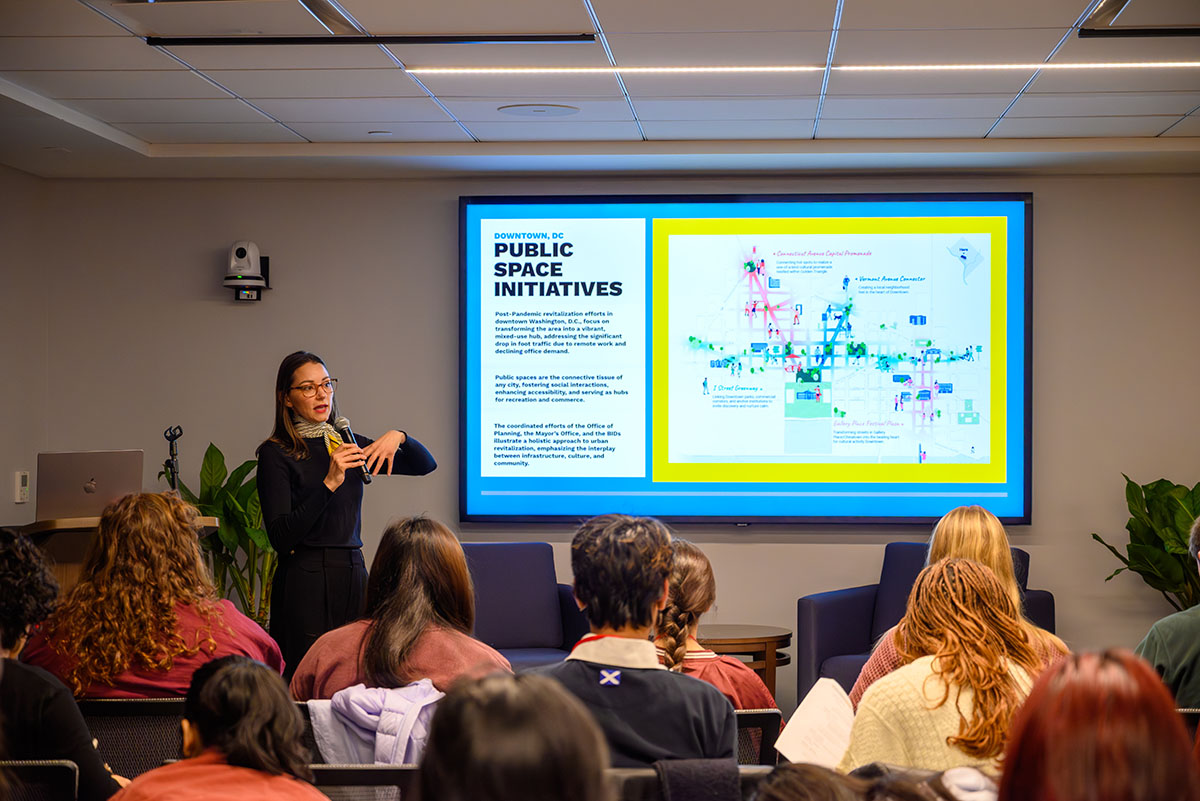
[998,649,1200,801]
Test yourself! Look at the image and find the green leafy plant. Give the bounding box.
[1092,474,1200,611]
[171,443,276,627]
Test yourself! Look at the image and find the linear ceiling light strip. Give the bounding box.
[145,34,597,47]
[811,0,846,140]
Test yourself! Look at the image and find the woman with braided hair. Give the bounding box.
[653,539,777,711]
[837,558,1043,776]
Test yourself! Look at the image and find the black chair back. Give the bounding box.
[607,765,772,801]
[0,759,79,801]
[735,709,782,766]
[310,764,418,801]
[77,698,185,779]
[1179,708,1200,742]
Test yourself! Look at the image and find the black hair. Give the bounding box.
[184,655,313,781]
[0,528,59,650]
[418,673,611,801]
[571,513,673,630]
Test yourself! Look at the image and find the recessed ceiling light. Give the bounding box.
[367,130,393,136]
[498,104,580,117]
[406,61,1200,76]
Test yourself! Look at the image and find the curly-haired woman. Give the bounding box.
[838,558,1043,775]
[0,528,129,799]
[22,492,282,697]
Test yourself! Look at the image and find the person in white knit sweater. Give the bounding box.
[838,559,1045,776]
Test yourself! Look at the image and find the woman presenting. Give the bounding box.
[256,350,437,675]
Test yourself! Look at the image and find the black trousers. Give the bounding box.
[270,546,367,679]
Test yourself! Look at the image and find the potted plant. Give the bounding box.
[1093,474,1200,611]
[170,443,276,628]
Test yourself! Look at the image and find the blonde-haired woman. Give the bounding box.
[654,539,776,711]
[22,492,282,697]
[848,505,1066,708]
[838,558,1041,775]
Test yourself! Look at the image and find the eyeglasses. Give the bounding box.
[290,378,338,398]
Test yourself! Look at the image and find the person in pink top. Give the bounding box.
[654,539,778,712]
[22,493,282,697]
[112,655,325,801]
[290,516,510,700]
[848,505,1067,710]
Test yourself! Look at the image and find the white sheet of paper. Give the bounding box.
[775,677,855,768]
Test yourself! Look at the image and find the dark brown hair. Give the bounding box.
[894,558,1042,761]
[418,673,611,801]
[571,514,673,631]
[361,516,475,688]
[998,649,1200,801]
[0,528,59,650]
[185,655,313,781]
[753,763,929,801]
[657,539,716,670]
[260,350,333,460]
[40,492,220,696]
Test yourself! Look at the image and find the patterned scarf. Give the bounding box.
[292,415,343,455]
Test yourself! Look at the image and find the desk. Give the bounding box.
[697,624,792,698]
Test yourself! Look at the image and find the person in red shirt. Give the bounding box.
[22,492,282,697]
[655,539,777,712]
[112,655,325,801]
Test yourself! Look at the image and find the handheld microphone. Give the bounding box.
[333,416,372,485]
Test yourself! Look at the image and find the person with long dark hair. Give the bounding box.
[22,493,281,697]
[257,350,437,674]
[111,656,325,801]
[290,516,509,700]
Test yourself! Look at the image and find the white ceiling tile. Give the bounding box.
[166,44,399,71]
[1029,65,1200,93]
[816,118,994,137]
[112,122,306,144]
[385,42,612,69]
[634,96,819,120]
[282,121,474,142]
[641,119,815,139]
[466,120,644,141]
[838,0,1086,30]
[343,0,595,35]
[1010,91,1200,117]
[65,98,271,124]
[1161,114,1200,136]
[0,70,229,99]
[250,97,451,123]
[407,72,624,99]
[97,0,329,37]
[825,68,1038,95]
[835,28,1068,65]
[0,36,185,72]
[621,71,824,97]
[0,0,120,36]
[589,0,831,34]
[204,68,423,98]
[1111,0,1200,26]
[820,94,1013,118]
[1052,30,1200,64]
[989,115,1181,137]
[605,32,832,66]
[438,98,634,122]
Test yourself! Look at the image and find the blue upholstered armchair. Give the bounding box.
[462,542,590,670]
[796,542,1056,700]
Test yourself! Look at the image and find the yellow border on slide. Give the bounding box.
[650,217,1007,483]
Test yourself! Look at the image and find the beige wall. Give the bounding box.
[3,168,1198,711]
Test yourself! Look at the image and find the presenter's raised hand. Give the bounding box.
[363,429,407,475]
[324,442,367,491]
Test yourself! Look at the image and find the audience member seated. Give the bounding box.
[753,762,995,801]
[290,516,510,700]
[838,559,1041,776]
[533,513,735,767]
[111,655,325,801]
[1134,515,1200,709]
[418,672,611,801]
[849,505,1067,708]
[22,493,282,697]
[0,528,128,800]
[998,649,1200,801]
[656,538,778,711]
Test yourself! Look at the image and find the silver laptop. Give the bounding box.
[36,450,144,519]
